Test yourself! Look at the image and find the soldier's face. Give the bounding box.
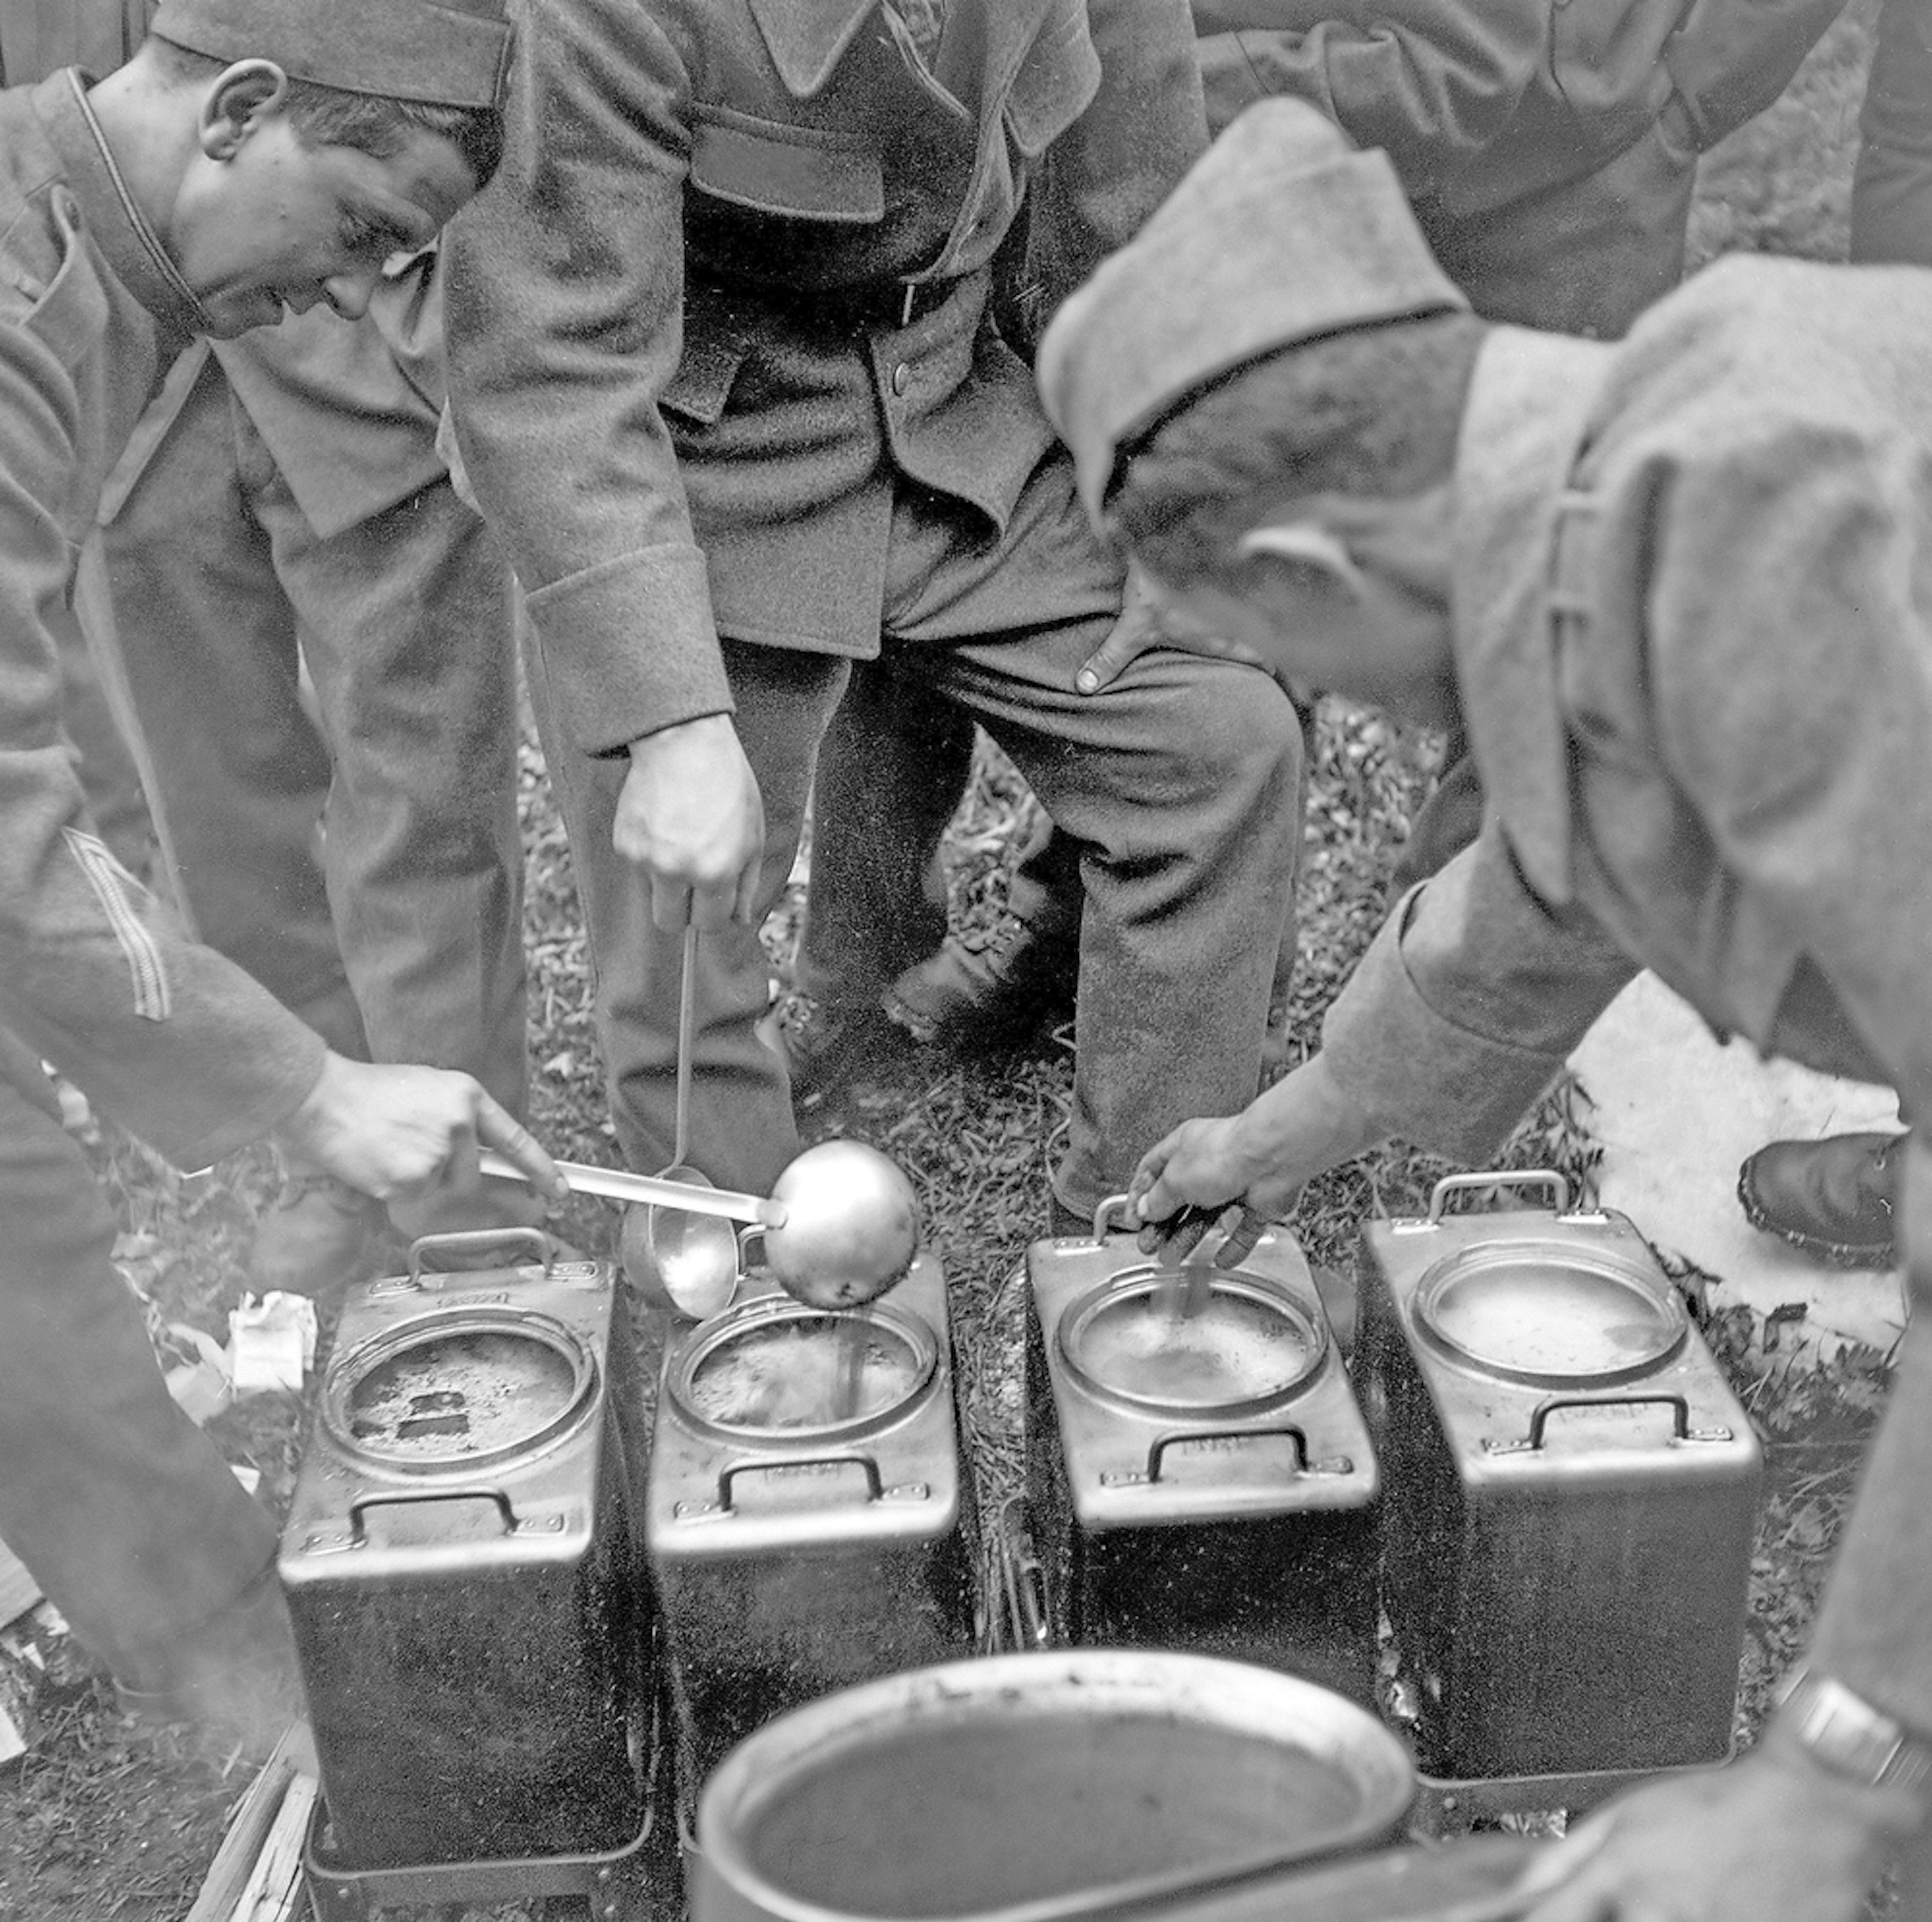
[170,102,475,337]
[1139,487,1461,732]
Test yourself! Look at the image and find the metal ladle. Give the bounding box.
[625,926,743,1316]
[480,1135,920,1310]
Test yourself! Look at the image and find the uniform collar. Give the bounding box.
[749,0,886,99]
[33,71,212,342]
[1451,324,1616,905]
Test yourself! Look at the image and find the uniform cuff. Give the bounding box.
[524,545,733,756]
[1319,911,1569,1161]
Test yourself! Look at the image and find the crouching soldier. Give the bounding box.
[0,0,560,1754]
[1040,97,1932,1922]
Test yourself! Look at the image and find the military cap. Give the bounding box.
[149,0,511,108]
[1038,98,1469,530]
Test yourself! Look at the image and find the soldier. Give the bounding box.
[0,0,541,1299]
[444,0,1304,1236]
[0,0,559,1753]
[1044,98,1932,1920]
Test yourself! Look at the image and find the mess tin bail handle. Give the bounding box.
[405,1225,558,1282]
[1426,1169,1571,1224]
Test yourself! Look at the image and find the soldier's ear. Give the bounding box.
[1235,523,1369,598]
[198,59,289,159]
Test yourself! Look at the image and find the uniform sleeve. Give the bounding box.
[1646,401,1932,1721]
[1851,0,1932,266]
[442,0,730,757]
[1018,0,1210,329]
[0,321,325,1166]
[1190,0,1546,182]
[1804,1143,1932,1732]
[1318,827,1637,1158]
[1649,411,1932,1166]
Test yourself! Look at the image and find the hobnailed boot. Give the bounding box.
[881,868,1081,1050]
[757,988,906,1106]
[247,1166,382,1299]
[1736,1131,1906,1268]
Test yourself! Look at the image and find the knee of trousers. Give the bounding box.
[1130,676,1305,849]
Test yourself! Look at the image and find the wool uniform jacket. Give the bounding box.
[445,0,1207,760]
[1190,0,1932,331]
[1190,0,1929,240]
[0,72,326,1163]
[0,0,453,543]
[1313,255,1932,1727]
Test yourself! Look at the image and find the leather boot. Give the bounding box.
[247,1167,382,1299]
[882,868,1080,1050]
[1736,1131,1905,1268]
[757,988,905,1106]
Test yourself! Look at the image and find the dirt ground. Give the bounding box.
[0,7,1898,1915]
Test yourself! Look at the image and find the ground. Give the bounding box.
[0,9,1901,1914]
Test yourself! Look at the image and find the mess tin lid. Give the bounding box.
[322,1308,597,1472]
[670,1293,937,1442]
[1413,1237,1687,1387]
[1058,1269,1328,1418]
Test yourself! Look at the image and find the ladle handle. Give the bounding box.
[478,1149,786,1227]
[672,924,698,1169]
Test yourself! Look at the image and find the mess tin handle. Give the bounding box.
[349,1486,516,1539]
[736,1224,766,1269]
[1092,1193,1137,1241]
[1487,1393,1733,1456]
[1426,1169,1570,1224]
[405,1225,557,1283]
[715,1453,884,1510]
[1146,1425,1311,1482]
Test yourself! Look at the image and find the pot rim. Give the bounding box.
[667,1290,939,1444]
[695,1649,1416,1922]
[1054,1267,1328,1418]
[318,1305,599,1475]
[1411,1235,1687,1388]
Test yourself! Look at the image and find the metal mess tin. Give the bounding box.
[279,1230,663,1884]
[1019,1200,1380,1702]
[1359,1173,1763,1784]
[645,1252,979,1797]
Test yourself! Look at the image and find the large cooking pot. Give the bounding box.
[691,1650,1415,1922]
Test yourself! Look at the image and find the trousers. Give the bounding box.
[0,1067,277,1679]
[530,449,1303,1215]
[95,356,528,1117]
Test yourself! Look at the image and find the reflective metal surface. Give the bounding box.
[1057,1268,1326,1417]
[323,1311,596,1472]
[1413,1239,1686,1386]
[667,1291,938,1444]
[693,1651,1415,1922]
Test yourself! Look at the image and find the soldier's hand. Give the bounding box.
[1129,1115,1296,1258]
[277,1055,566,1206]
[1518,1732,1927,1922]
[1129,1057,1384,1253]
[617,714,766,930]
[1076,562,1167,694]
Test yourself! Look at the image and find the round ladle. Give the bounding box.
[478,1137,921,1310]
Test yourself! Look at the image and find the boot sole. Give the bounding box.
[1736,1171,1896,1269]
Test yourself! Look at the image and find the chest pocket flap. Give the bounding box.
[689,110,884,223]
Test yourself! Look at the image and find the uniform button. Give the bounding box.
[891,363,910,396]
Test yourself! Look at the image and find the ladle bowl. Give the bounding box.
[757,1141,921,1309]
[623,1170,741,1319]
